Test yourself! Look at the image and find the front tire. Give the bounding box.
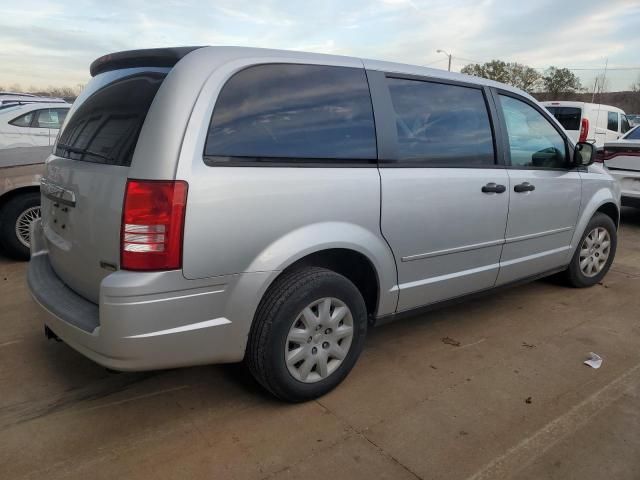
[246,267,367,402]
[0,192,41,260]
[564,212,617,288]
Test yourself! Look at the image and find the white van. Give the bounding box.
[542,101,632,147]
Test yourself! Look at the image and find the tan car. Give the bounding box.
[0,102,69,259]
[0,147,47,259]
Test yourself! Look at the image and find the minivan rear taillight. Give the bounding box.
[579,118,589,142]
[121,180,188,271]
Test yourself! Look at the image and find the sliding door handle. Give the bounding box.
[514,182,535,193]
[482,183,506,194]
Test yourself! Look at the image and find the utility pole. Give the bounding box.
[437,49,452,72]
[591,58,608,103]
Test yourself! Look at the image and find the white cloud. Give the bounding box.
[0,0,638,90]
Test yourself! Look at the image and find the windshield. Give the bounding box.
[54,67,168,167]
[545,106,582,131]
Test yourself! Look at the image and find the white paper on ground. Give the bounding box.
[584,352,603,369]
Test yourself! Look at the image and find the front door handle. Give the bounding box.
[481,183,506,194]
[514,182,535,193]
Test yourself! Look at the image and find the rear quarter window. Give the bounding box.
[625,127,640,140]
[9,112,35,127]
[204,64,377,164]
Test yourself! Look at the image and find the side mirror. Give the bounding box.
[574,142,595,166]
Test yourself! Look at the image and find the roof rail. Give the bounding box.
[0,92,37,97]
[89,47,205,77]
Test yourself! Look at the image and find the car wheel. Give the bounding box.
[0,192,41,260]
[246,267,367,402]
[564,212,617,288]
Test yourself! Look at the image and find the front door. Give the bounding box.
[494,93,581,285]
[375,74,509,311]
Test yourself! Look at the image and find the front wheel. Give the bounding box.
[564,212,617,288]
[246,267,367,402]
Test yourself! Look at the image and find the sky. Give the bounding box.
[1,0,639,91]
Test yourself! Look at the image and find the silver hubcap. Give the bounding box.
[15,206,41,248]
[285,297,354,383]
[579,227,611,277]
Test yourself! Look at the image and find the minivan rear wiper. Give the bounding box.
[56,143,112,162]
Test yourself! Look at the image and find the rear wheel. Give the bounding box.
[246,267,367,402]
[0,192,41,260]
[564,212,617,287]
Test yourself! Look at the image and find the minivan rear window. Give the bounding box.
[545,107,581,131]
[204,64,377,163]
[55,70,167,166]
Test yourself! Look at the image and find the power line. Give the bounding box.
[452,55,640,71]
[421,58,448,67]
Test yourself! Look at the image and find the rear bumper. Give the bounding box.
[28,219,277,371]
[608,168,640,206]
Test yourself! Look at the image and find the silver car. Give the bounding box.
[28,47,620,401]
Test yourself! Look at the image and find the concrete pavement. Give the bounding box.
[1,208,640,479]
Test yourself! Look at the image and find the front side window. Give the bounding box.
[9,111,34,127]
[607,111,619,132]
[499,95,567,169]
[386,78,495,166]
[204,64,377,162]
[621,114,631,134]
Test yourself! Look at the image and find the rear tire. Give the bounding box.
[246,267,367,402]
[0,192,41,260]
[564,212,617,288]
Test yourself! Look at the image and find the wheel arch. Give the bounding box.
[571,188,620,254]
[0,185,41,210]
[273,248,380,319]
[244,222,398,319]
[595,202,619,228]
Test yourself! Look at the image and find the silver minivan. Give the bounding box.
[28,47,620,401]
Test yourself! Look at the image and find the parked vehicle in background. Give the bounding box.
[601,125,640,208]
[0,103,69,258]
[627,114,640,127]
[0,92,67,107]
[0,157,45,259]
[0,103,70,149]
[543,101,632,147]
[28,47,620,402]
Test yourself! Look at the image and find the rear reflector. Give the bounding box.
[579,118,589,143]
[121,180,188,271]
